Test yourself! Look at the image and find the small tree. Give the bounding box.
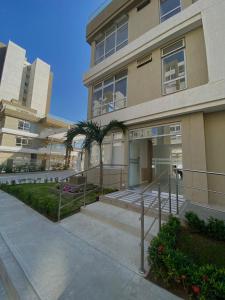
[66,120,126,189]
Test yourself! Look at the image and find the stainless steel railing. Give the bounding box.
[177,168,225,198]
[57,164,128,222]
[139,167,225,274]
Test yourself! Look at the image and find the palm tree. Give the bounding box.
[64,139,73,169]
[66,120,126,189]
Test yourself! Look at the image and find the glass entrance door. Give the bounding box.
[128,140,140,186]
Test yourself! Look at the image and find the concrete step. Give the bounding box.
[0,233,40,300]
[80,202,161,241]
[61,211,150,274]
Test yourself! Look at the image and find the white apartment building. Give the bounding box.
[0,41,80,172]
[84,0,225,208]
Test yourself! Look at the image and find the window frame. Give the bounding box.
[18,120,31,131]
[16,136,31,147]
[161,39,187,96]
[159,0,181,23]
[94,18,128,65]
[89,132,125,167]
[92,71,128,117]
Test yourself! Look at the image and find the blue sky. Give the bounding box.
[0,0,103,123]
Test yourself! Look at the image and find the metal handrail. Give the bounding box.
[178,168,225,177]
[60,165,100,181]
[57,164,128,222]
[140,168,169,195]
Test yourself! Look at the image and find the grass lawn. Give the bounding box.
[0,183,114,222]
[177,226,225,268]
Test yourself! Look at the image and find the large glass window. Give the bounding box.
[16,137,31,147]
[160,0,181,23]
[162,39,186,95]
[92,71,127,117]
[94,17,128,65]
[90,132,124,167]
[95,40,104,64]
[18,120,30,131]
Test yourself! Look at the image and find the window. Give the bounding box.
[94,16,128,65]
[90,132,124,167]
[16,137,31,147]
[18,120,30,131]
[160,0,181,23]
[92,71,127,117]
[161,39,186,95]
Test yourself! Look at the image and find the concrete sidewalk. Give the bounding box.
[0,279,8,300]
[0,190,180,300]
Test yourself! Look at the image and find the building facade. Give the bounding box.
[84,0,225,207]
[0,41,80,172]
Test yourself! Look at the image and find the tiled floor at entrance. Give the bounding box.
[104,190,185,215]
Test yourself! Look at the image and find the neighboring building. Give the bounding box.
[0,41,80,172]
[84,0,225,207]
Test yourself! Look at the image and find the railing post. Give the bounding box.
[58,182,62,222]
[83,176,87,208]
[120,168,122,190]
[168,173,172,214]
[158,183,161,231]
[176,169,179,215]
[139,194,145,275]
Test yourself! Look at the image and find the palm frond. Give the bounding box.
[101,120,126,139]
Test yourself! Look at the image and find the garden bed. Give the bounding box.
[148,214,225,299]
[0,183,114,222]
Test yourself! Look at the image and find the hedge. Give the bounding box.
[148,216,225,299]
[185,211,225,241]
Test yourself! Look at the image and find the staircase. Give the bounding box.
[61,201,163,273]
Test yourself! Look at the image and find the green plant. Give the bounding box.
[185,212,225,241]
[148,216,225,299]
[66,120,126,190]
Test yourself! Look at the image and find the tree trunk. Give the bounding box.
[65,147,69,169]
[99,144,103,192]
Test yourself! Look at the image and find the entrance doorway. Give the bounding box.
[128,123,182,188]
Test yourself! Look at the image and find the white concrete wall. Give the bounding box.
[27,58,51,116]
[202,0,225,82]
[0,41,26,101]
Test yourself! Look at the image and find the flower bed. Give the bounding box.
[148,216,225,299]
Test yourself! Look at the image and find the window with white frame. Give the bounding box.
[162,39,186,95]
[18,120,30,131]
[16,137,31,147]
[92,70,127,117]
[94,16,128,65]
[160,0,181,23]
[90,132,124,167]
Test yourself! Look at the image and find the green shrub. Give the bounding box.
[148,216,225,299]
[185,211,225,241]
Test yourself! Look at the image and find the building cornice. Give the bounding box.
[0,128,39,138]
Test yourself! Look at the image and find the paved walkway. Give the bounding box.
[0,279,8,300]
[0,190,180,300]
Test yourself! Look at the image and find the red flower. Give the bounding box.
[192,285,201,295]
[158,245,164,254]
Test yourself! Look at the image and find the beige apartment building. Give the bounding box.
[84,0,225,207]
[0,41,81,172]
